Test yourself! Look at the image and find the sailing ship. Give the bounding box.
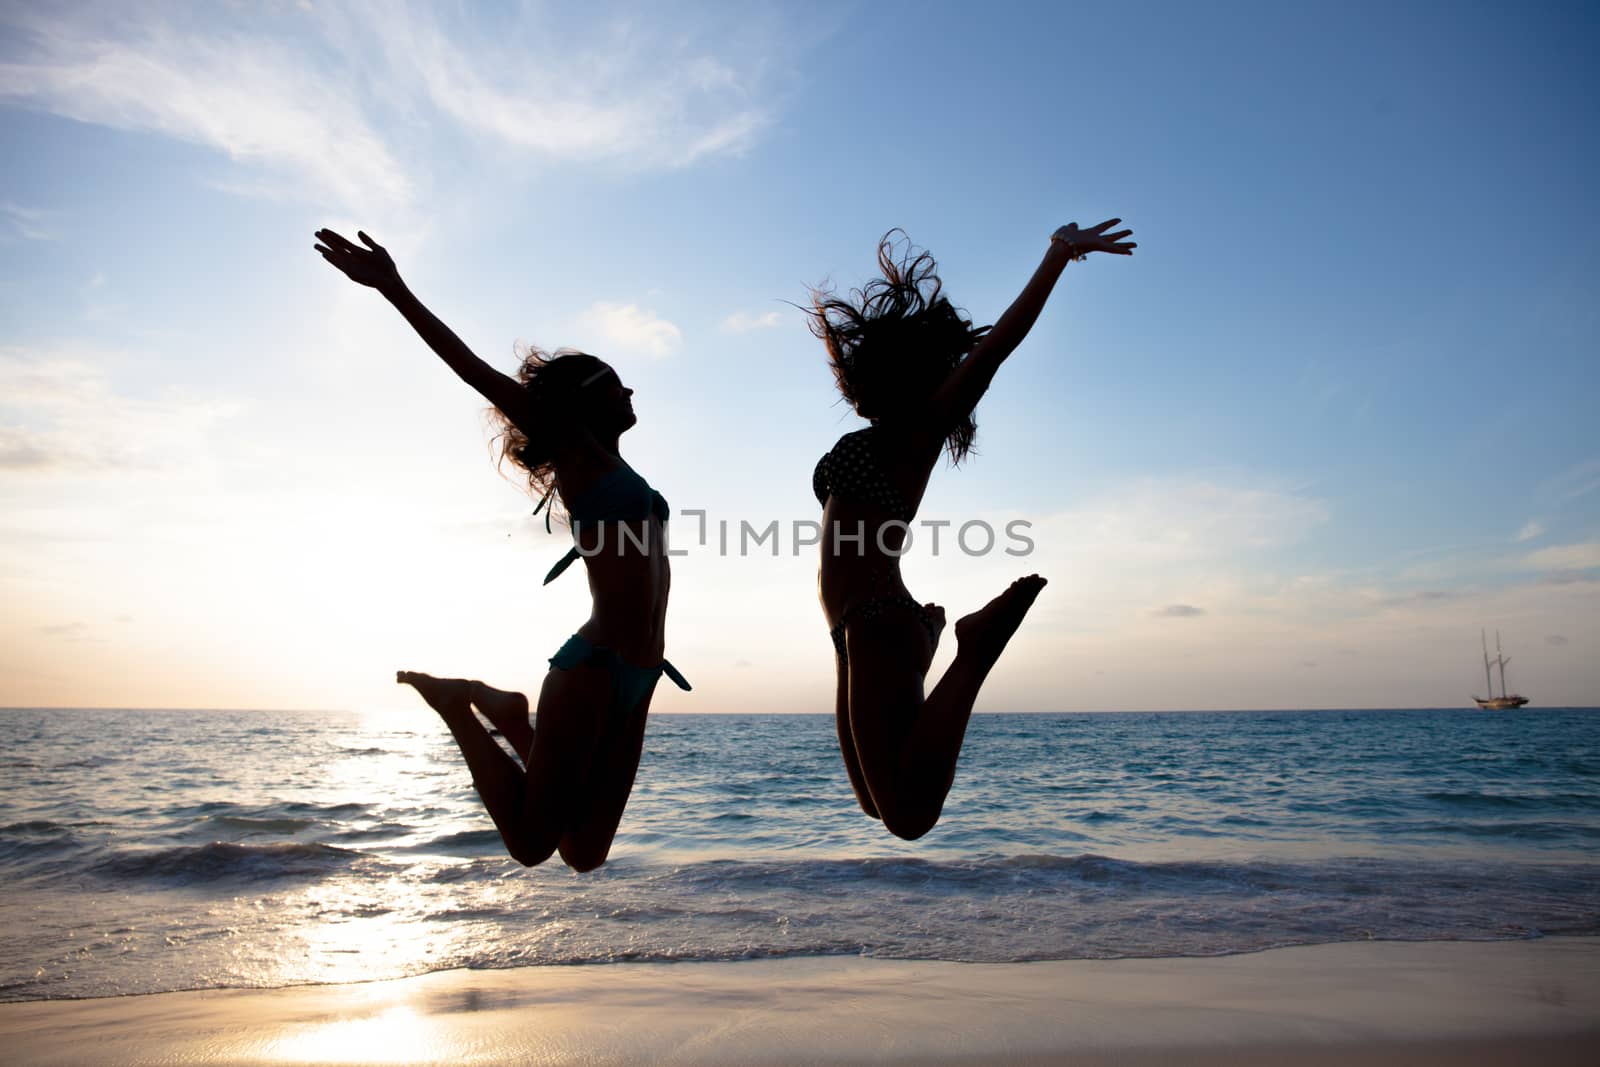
[1473,629,1529,709]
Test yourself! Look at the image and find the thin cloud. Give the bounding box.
[0,429,55,470]
[0,4,783,210]
[1026,480,1330,565]
[576,303,682,360]
[323,2,775,168]
[0,347,239,476]
[960,480,1329,642]
[398,39,767,167]
[0,201,53,242]
[1514,520,1544,543]
[0,8,413,211]
[1378,589,1456,608]
[1522,542,1600,572]
[37,622,103,643]
[723,310,784,334]
[1537,457,1600,504]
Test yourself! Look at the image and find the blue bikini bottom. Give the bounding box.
[549,634,691,723]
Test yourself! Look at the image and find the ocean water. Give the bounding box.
[1,707,1596,1001]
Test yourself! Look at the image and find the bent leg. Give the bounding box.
[400,667,613,868]
[556,680,657,872]
[470,680,534,763]
[835,657,881,819]
[519,662,616,868]
[846,576,1045,840]
[398,670,564,866]
[843,616,935,838]
[835,603,942,820]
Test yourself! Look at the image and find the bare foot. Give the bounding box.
[469,681,530,734]
[953,575,1047,672]
[396,671,473,721]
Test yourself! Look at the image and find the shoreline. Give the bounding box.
[2,938,1596,1065]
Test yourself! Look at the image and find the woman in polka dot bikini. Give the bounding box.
[808,220,1134,839]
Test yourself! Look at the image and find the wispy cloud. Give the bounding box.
[0,3,783,211]
[722,310,784,333]
[1522,542,1600,572]
[348,3,773,169]
[1538,570,1593,586]
[78,271,128,323]
[0,7,413,210]
[37,621,103,643]
[915,479,1329,642]
[1514,519,1544,542]
[0,347,239,476]
[1377,589,1455,608]
[1025,480,1330,565]
[576,303,682,360]
[0,428,53,471]
[0,201,53,242]
[1537,457,1600,504]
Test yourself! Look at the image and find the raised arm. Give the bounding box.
[924,219,1133,433]
[314,229,527,417]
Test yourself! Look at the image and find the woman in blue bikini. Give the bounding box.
[810,220,1134,840]
[315,228,687,871]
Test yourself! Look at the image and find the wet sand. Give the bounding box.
[3,937,1596,1065]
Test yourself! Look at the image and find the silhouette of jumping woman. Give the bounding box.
[315,228,687,871]
[809,221,1133,839]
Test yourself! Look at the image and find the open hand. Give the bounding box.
[1052,219,1135,258]
[314,228,402,291]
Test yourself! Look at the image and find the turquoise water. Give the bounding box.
[1,707,1596,1000]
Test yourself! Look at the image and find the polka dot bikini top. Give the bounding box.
[812,427,914,520]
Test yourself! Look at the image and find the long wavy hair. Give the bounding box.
[807,231,987,464]
[487,347,608,512]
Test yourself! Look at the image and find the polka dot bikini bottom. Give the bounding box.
[829,594,942,662]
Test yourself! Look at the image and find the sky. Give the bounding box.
[0,1,1595,713]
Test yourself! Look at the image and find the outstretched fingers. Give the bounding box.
[314,228,360,252]
[314,232,353,262]
[1055,218,1136,257]
[315,228,388,261]
[1085,218,1136,255]
[312,227,400,287]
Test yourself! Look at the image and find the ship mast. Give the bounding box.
[1495,630,1512,699]
[1481,629,1494,697]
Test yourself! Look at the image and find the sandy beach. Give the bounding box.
[2,937,1595,1065]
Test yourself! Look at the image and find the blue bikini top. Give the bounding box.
[535,464,670,584]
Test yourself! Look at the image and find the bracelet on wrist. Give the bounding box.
[1050,227,1086,262]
